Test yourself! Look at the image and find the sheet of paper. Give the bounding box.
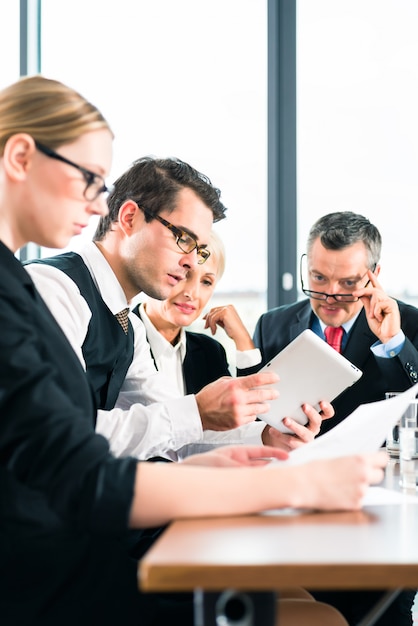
[272,382,418,466]
[362,486,418,505]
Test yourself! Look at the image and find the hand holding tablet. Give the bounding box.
[258,329,362,433]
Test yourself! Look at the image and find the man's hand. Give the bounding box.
[262,400,334,451]
[181,444,288,467]
[353,271,401,343]
[196,372,279,431]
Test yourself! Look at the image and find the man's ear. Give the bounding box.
[374,264,381,278]
[118,200,141,235]
[3,133,35,181]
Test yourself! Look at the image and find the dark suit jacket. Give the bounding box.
[252,298,418,434]
[183,331,231,393]
[0,242,152,625]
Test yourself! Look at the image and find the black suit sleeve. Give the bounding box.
[375,336,418,388]
[0,258,137,534]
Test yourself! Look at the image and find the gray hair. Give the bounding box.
[306,211,381,268]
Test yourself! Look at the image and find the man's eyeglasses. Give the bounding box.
[300,254,375,303]
[138,206,210,264]
[35,141,112,202]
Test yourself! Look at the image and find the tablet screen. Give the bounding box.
[259,329,362,433]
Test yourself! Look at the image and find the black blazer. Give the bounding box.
[0,242,151,625]
[252,299,418,434]
[183,331,231,393]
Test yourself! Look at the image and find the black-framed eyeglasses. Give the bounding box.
[35,141,112,202]
[138,206,210,264]
[300,254,375,302]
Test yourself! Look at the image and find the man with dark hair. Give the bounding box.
[26,156,327,462]
[251,210,418,626]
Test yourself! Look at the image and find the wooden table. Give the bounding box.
[139,460,418,625]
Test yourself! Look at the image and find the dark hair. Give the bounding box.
[94,156,227,241]
[307,211,382,267]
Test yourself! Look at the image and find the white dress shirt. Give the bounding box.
[139,303,188,396]
[25,242,265,461]
[138,302,263,394]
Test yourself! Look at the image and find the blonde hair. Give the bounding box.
[0,75,112,154]
[208,230,226,281]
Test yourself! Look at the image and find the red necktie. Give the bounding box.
[324,326,344,353]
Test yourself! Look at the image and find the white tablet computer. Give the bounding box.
[259,329,362,433]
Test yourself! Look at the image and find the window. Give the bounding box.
[40,0,268,358]
[297,0,418,305]
[0,1,20,89]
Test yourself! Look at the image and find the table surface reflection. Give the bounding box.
[139,460,418,592]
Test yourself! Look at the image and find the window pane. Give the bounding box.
[0,1,20,88]
[40,0,267,348]
[297,0,418,304]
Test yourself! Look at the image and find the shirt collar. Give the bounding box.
[138,302,187,363]
[78,241,129,315]
[317,310,361,335]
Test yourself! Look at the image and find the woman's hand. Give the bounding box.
[181,444,289,467]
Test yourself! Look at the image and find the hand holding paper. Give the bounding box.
[275,382,418,466]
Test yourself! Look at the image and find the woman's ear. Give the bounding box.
[2,133,35,181]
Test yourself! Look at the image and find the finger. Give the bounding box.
[371,301,386,323]
[301,402,325,427]
[369,449,389,468]
[204,318,217,334]
[280,419,315,445]
[366,269,381,289]
[317,400,334,420]
[282,414,318,439]
[364,460,386,485]
[226,444,288,461]
[244,371,280,387]
[353,270,383,300]
[356,451,388,484]
[255,445,289,461]
[245,387,279,405]
[368,295,397,323]
[352,286,376,301]
[240,403,273,419]
[247,459,280,466]
[205,310,226,334]
[264,426,298,450]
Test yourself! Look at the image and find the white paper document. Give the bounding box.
[277,382,418,466]
[362,486,418,505]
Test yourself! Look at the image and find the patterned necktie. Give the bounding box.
[324,326,344,353]
[115,308,130,334]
